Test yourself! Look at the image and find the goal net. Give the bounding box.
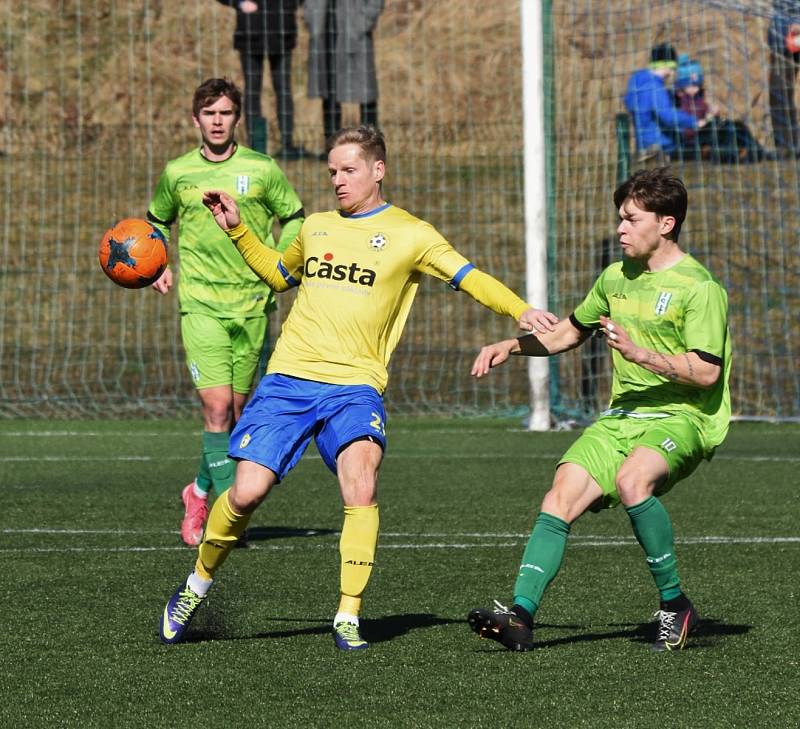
[0,0,797,421]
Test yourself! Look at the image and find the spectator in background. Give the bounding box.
[305,0,384,146]
[674,56,719,124]
[623,43,707,161]
[216,0,313,159]
[767,0,800,158]
[674,55,770,163]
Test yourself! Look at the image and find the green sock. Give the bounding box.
[513,512,570,617]
[195,455,213,496]
[625,496,681,601]
[203,431,235,497]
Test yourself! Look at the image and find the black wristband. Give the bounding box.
[516,334,546,356]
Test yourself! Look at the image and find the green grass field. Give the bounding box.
[1,418,798,728]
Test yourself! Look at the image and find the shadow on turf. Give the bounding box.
[473,617,752,652]
[243,526,338,540]
[180,612,457,644]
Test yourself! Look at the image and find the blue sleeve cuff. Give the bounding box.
[278,261,300,287]
[449,262,475,290]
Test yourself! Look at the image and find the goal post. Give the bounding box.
[521,0,551,431]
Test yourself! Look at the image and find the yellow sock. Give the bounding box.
[195,489,251,581]
[338,504,379,616]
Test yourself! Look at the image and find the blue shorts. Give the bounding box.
[229,373,387,481]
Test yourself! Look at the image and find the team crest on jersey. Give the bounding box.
[239,433,251,449]
[368,233,388,251]
[236,175,250,194]
[655,291,672,315]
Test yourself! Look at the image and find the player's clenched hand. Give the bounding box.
[471,338,519,378]
[151,267,172,295]
[600,316,639,361]
[203,190,241,230]
[518,307,559,334]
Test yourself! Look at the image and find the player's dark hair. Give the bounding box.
[613,167,688,240]
[192,78,242,119]
[328,125,387,164]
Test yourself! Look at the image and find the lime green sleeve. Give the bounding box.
[146,166,178,243]
[572,267,610,327]
[276,216,303,253]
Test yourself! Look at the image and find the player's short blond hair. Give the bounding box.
[328,126,386,164]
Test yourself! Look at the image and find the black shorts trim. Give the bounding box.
[336,435,385,460]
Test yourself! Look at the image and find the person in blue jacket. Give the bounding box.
[623,43,709,160]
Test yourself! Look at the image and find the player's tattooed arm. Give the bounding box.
[637,349,718,387]
[600,316,720,388]
[647,351,680,381]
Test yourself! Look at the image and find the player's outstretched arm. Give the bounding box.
[202,190,292,292]
[458,268,558,333]
[472,318,589,378]
[471,339,520,377]
[600,316,720,388]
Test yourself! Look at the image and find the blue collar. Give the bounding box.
[340,202,392,219]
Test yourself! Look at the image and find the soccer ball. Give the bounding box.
[98,218,168,289]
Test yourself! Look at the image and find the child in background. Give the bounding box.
[674,55,771,163]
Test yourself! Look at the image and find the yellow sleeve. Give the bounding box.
[226,222,298,292]
[411,220,528,321]
[458,268,529,320]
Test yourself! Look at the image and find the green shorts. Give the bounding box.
[180,312,269,394]
[559,414,708,510]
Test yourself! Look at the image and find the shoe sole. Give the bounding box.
[333,638,369,651]
[333,631,369,651]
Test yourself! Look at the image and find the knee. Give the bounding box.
[540,488,567,520]
[202,403,233,431]
[540,484,587,523]
[615,471,652,507]
[339,472,378,507]
[229,482,270,514]
[337,442,382,506]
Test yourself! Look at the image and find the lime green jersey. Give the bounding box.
[147,145,303,317]
[573,254,731,453]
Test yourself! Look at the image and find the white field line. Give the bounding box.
[1,452,798,463]
[1,427,521,437]
[0,529,797,555]
[4,528,800,543]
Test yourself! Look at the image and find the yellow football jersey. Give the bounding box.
[228,203,528,393]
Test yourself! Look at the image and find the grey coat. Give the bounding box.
[305,0,384,103]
